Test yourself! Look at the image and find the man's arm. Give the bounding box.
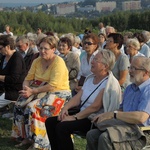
[96,111,149,125]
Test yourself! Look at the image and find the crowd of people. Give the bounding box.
[0,23,150,150]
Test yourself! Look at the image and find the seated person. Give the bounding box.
[58,37,80,93]
[12,36,71,150]
[126,38,145,63]
[86,56,150,150]
[0,35,26,110]
[75,33,100,93]
[45,49,122,150]
[16,35,38,74]
[106,33,130,91]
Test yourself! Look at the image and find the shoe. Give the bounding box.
[15,139,33,148]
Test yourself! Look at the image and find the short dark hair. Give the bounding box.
[0,35,15,50]
[133,33,145,43]
[59,37,72,48]
[107,33,123,49]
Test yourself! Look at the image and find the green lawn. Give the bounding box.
[0,117,86,150]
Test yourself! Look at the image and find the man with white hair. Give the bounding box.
[86,56,150,150]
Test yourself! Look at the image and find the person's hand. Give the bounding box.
[61,115,76,122]
[58,107,69,121]
[92,112,113,124]
[19,85,33,98]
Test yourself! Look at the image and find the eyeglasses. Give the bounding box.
[106,40,114,43]
[17,44,24,49]
[83,41,95,45]
[128,66,146,71]
[39,47,50,51]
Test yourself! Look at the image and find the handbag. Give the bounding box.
[68,77,108,115]
[78,76,86,86]
[68,106,81,115]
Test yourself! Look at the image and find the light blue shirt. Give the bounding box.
[120,78,150,126]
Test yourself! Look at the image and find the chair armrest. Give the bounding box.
[140,126,150,131]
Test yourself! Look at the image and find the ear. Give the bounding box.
[52,47,56,52]
[143,70,149,77]
[5,45,10,50]
[104,64,109,70]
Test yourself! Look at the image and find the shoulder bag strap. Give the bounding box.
[80,76,108,108]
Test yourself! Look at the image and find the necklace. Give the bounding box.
[42,56,56,70]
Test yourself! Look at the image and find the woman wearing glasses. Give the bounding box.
[75,33,99,93]
[12,36,71,150]
[45,49,122,150]
[126,38,145,63]
[106,33,130,91]
[0,35,26,111]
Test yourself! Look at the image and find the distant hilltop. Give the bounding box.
[0,3,40,7]
[0,0,82,8]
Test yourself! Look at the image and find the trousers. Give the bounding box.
[86,128,149,150]
[0,93,11,108]
[45,116,91,150]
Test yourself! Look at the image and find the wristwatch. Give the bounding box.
[114,111,118,119]
[74,115,78,120]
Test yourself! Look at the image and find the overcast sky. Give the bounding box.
[0,0,77,3]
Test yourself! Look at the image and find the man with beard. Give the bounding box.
[86,56,150,150]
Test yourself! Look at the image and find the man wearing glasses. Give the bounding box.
[86,56,150,150]
[16,36,38,74]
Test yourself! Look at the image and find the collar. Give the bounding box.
[131,78,150,92]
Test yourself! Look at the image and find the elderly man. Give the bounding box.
[105,26,115,37]
[86,56,150,150]
[16,36,38,74]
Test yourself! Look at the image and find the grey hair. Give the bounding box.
[142,30,150,42]
[133,56,150,76]
[16,35,29,44]
[98,48,115,71]
[74,36,81,44]
[126,38,140,50]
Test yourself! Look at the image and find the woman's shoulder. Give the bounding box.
[55,55,65,63]
[119,53,129,61]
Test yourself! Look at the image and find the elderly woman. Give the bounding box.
[134,32,150,57]
[75,33,99,93]
[58,37,80,92]
[0,35,26,111]
[126,38,145,63]
[106,33,130,91]
[45,49,122,150]
[12,36,71,150]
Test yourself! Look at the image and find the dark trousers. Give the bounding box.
[45,116,91,150]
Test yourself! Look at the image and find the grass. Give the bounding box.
[0,117,86,150]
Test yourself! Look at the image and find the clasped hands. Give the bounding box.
[58,108,76,122]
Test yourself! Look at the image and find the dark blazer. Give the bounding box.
[0,51,26,100]
[24,48,37,74]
